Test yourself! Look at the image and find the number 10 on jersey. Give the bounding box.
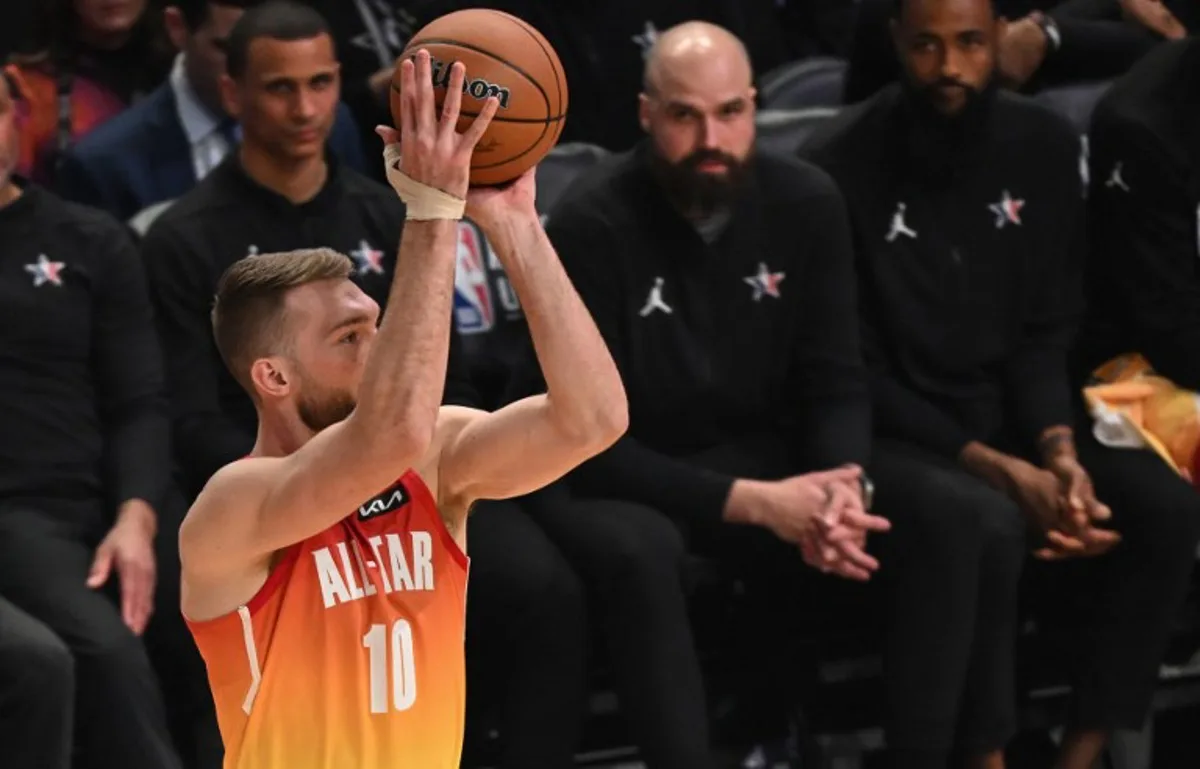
[363,620,417,713]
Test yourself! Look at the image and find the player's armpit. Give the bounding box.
[435,400,625,512]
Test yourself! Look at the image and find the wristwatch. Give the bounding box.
[1035,13,1063,54]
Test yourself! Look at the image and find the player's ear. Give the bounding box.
[638,93,652,134]
[250,357,292,400]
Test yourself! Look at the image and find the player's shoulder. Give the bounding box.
[751,149,843,208]
[183,459,279,537]
[992,91,1078,149]
[26,185,131,238]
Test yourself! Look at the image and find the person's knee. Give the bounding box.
[1124,483,1200,565]
[9,623,74,705]
[581,500,687,591]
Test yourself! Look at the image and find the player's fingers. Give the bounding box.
[439,61,466,137]
[1045,529,1086,553]
[830,560,873,582]
[412,50,436,134]
[398,58,417,141]
[1088,499,1112,522]
[834,539,880,573]
[87,546,113,588]
[842,509,892,533]
[460,96,499,149]
[809,465,863,484]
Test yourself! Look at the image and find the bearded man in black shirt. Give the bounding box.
[0,72,183,769]
[804,0,1200,766]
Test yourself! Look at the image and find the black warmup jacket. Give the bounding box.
[1077,38,1200,388]
[802,85,1085,459]
[0,184,170,509]
[512,143,871,523]
[142,154,477,495]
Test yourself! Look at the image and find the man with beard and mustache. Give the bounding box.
[144,7,596,768]
[505,20,890,768]
[0,70,183,769]
[802,0,1200,766]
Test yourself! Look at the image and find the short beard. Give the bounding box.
[648,144,751,219]
[296,386,356,433]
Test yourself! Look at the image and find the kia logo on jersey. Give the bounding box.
[453,221,495,335]
[358,482,411,521]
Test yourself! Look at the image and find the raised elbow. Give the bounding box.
[561,392,629,457]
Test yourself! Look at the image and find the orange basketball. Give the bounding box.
[391,9,568,187]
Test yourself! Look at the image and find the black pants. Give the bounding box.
[0,595,74,769]
[464,498,588,769]
[527,489,712,769]
[1034,423,1200,732]
[0,499,182,769]
[869,440,1026,767]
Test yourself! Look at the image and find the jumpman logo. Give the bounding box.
[1105,162,1131,192]
[885,202,918,242]
[639,277,673,317]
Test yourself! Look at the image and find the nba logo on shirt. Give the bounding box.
[453,221,495,335]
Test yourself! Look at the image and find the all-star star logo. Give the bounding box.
[988,190,1025,229]
[743,262,785,301]
[24,254,65,287]
[350,239,385,275]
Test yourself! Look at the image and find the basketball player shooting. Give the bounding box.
[178,51,628,769]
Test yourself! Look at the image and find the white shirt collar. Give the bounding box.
[169,53,223,145]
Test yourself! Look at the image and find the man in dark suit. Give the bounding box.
[54,0,366,224]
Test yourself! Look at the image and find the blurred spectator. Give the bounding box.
[0,597,73,769]
[0,69,182,769]
[843,0,1199,104]
[1079,37,1200,389]
[803,0,1200,766]
[5,0,174,185]
[510,21,888,768]
[54,0,368,223]
[304,0,456,181]
[141,4,588,766]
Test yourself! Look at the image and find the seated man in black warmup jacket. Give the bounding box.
[803,0,1200,767]
[509,21,890,769]
[1073,34,1200,767]
[0,72,183,769]
[141,5,587,767]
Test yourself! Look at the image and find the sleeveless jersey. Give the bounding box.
[186,470,470,769]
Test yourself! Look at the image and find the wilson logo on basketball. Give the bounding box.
[430,58,512,110]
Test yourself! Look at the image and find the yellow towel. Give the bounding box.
[1083,353,1200,483]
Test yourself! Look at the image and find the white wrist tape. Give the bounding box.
[382,144,466,221]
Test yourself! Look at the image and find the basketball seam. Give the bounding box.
[404,36,552,121]
[488,11,564,114]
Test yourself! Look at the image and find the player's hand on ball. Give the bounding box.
[466,167,538,232]
[377,50,499,200]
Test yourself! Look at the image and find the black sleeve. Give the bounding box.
[505,202,736,523]
[1046,13,1160,82]
[1003,129,1085,448]
[142,223,254,489]
[93,222,172,511]
[1086,107,1200,390]
[783,172,873,470]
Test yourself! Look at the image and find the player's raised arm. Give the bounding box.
[181,54,500,571]
[434,174,628,513]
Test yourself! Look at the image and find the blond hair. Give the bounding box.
[212,248,353,392]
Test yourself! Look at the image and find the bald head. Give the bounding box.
[637,22,757,219]
[643,21,752,96]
